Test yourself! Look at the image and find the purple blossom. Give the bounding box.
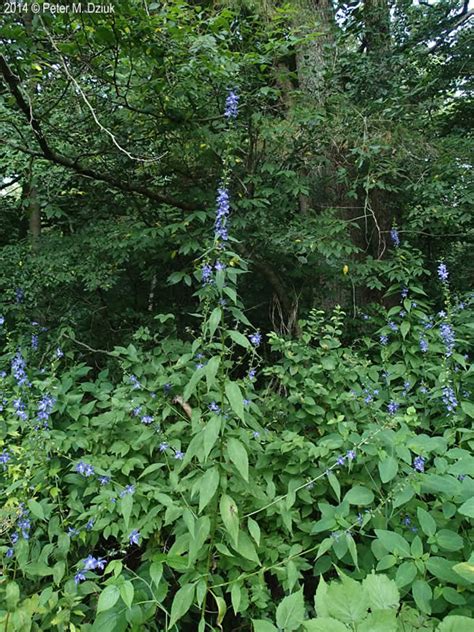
[388,321,398,332]
[129,375,141,390]
[55,347,64,359]
[98,476,110,485]
[31,334,39,350]
[224,89,239,119]
[346,450,356,461]
[380,334,389,345]
[419,338,428,353]
[141,415,154,425]
[440,322,455,357]
[174,450,184,460]
[0,316,4,326]
[5,548,13,558]
[201,263,213,285]
[37,395,55,423]
[437,263,449,282]
[243,399,250,406]
[390,228,400,247]
[442,385,458,413]
[248,369,256,381]
[336,455,346,466]
[400,310,407,318]
[252,431,260,439]
[403,515,411,526]
[74,571,86,585]
[387,401,399,415]
[159,442,169,453]
[120,485,135,497]
[215,187,230,242]
[75,461,94,477]
[132,406,142,417]
[86,519,95,531]
[83,555,106,571]
[68,527,79,537]
[11,351,29,387]
[249,332,262,347]
[413,456,425,472]
[196,362,205,370]
[215,261,226,271]
[209,401,220,413]
[401,287,409,299]
[129,529,140,545]
[163,383,172,394]
[13,398,28,421]
[0,449,10,465]
[11,532,19,544]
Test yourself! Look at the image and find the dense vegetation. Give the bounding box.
[0,0,473,630]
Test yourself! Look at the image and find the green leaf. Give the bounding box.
[149,562,163,586]
[303,619,348,632]
[248,517,261,546]
[395,561,417,588]
[208,307,222,339]
[436,529,464,551]
[252,621,278,632]
[205,356,220,390]
[412,579,432,614]
[229,330,251,349]
[314,576,330,617]
[461,401,474,418]
[231,582,241,614]
[199,467,220,512]
[362,574,399,611]
[220,494,239,546]
[378,456,398,483]
[169,583,195,628]
[227,438,249,482]
[6,582,20,611]
[97,585,120,613]
[27,499,45,520]
[344,485,374,505]
[453,562,474,584]
[183,368,205,401]
[326,577,369,623]
[375,529,411,558]
[234,530,260,563]
[437,616,474,632]
[417,507,437,536]
[225,381,245,421]
[92,610,127,632]
[400,320,410,339]
[276,589,305,631]
[203,416,221,460]
[120,581,134,609]
[327,472,341,501]
[120,493,133,530]
[458,497,474,518]
[357,610,397,632]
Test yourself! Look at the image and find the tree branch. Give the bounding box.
[0,53,201,211]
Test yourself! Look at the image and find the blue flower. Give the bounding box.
[439,322,455,357]
[98,476,110,485]
[419,338,428,353]
[141,415,153,425]
[208,401,220,413]
[441,385,458,413]
[5,548,14,558]
[129,375,141,390]
[163,383,172,394]
[75,461,95,477]
[215,187,230,242]
[390,228,400,247]
[224,89,239,119]
[174,450,184,460]
[132,406,141,417]
[380,334,389,345]
[413,456,425,472]
[215,261,226,271]
[346,450,356,461]
[336,455,346,466]
[252,431,260,439]
[388,321,398,332]
[68,527,79,537]
[159,442,169,453]
[387,401,399,415]
[401,287,409,299]
[11,351,29,387]
[74,571,86,585]
[249,332,262,347]
[248,369,256,380]
[129,529,140,545]
[55,347,64,359]
[201,263,213,285]
[0,449,10,465]
[437,263,448,282]
[403,515,411,526]
[86,519,95,531]
[0,316,4,326]
[119,485,135,497]
[83,555,98,570]
[31,334,39,350]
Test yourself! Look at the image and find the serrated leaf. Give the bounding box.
[357,610,397,632]
[417,507,436,536]
[169,583,195,627]
[252,620,278,632]
[375,529,410,558]
[326,578,369,623]
[458,497,474,518]
[97,585,120,613]
[314,576,330,617]
[276,589,305,631]
[363,574,399,610]
[227,438,249,481]
[437,616,474,632]
[303,619,349,632]
[199,467,220,512]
